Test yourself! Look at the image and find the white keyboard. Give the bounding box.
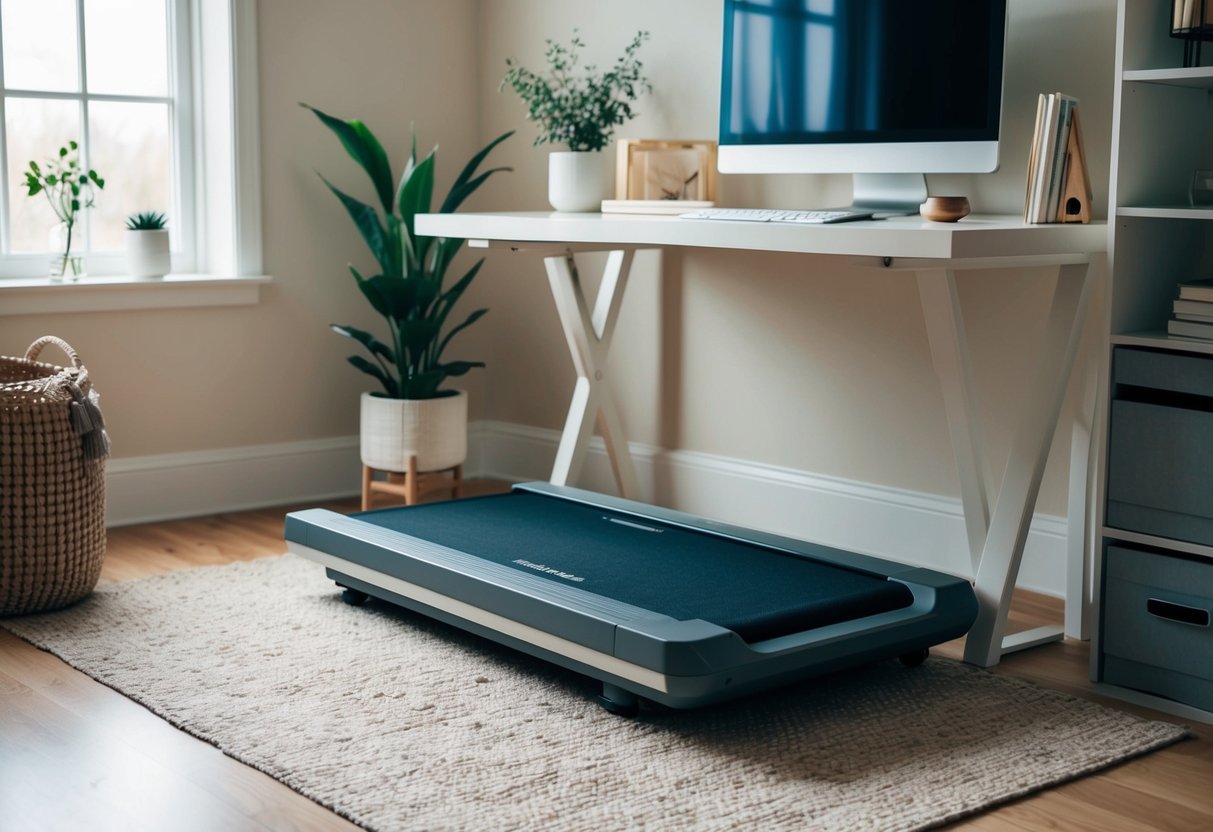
[680,207,875,224]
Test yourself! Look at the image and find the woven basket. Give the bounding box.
[1,336,110,616]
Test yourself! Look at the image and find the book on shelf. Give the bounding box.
[1178,278,1213,302]
[1174,0,1213,31]
[1023,92,1089,224]
[1167,318,1213,340]
[1022,95,1045,222]
[1175,297,1213,317]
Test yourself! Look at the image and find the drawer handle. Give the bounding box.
[1146,598,1210,628]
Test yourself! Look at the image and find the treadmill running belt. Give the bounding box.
[355,492,913,643]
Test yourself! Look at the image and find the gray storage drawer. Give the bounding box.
[1106,348,1213,546]
[1101,544,1213,710]
[1114,346,1213,397]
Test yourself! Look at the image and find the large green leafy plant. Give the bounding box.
[501,30,650,152]
[304,104,512,399]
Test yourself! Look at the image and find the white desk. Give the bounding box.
[416,211,1107,667]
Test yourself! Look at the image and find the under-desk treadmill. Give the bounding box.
[285,482,977,714]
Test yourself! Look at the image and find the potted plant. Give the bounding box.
[303,103,512,483]
[502,29,650,212]
[125,211,171,279]
[23,140,105,280]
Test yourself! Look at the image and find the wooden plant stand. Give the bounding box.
[361,459,463,510]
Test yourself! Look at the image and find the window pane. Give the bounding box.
[2,0,80,93]
[88,101,171,251]
[6,98,83,252]
[84,0,168,96]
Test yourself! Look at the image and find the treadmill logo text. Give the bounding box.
[512,559,586,583]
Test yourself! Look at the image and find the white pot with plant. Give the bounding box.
[303,103,513,488]
[22,140,105,281]
[125,211,171,279]
[502,30,650,212]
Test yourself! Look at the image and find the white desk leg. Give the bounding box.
[543,250,639,498]
[917,269,992,573]
[963,261,1096,667]
[1065,336,1100,641]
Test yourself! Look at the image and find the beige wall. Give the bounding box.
[473,0,1116,514]
[2,0,481,457]
[1,0,1117,521]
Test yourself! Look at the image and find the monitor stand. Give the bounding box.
[851,173,928,217]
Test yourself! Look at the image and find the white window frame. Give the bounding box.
[0,0,195,278]
[0,0,264,312]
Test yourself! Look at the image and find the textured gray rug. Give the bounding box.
[1,555,1187,831]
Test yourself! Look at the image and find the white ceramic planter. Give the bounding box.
[548,150,604,212]
[126,229,171,279]
[359,389,468,473]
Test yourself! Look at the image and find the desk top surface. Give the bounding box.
[416,211,1107,262]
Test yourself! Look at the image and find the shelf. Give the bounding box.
[1123,65,1213,88]
[1113,331,1213,354]
[1101,526,1213,562]
[1116,205,1213,219]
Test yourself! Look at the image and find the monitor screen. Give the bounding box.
[718,0,1007,180]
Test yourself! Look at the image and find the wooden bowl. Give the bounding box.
[919,196,971,222]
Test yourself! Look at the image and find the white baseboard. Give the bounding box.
[105,436,364,527]
[473,420,1068,598]
[106,420,1068,597]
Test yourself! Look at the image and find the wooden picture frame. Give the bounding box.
[615,139,717,202]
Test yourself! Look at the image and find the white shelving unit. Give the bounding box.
[1093,0,1213,721]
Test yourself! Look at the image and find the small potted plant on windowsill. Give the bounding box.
[23,140,104,280]
[501,29,650,212]
[125,211,170,279]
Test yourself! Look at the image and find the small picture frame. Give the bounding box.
[615,139,717,202]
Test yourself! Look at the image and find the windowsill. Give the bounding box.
[0,273,272,315]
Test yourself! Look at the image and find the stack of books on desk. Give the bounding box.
[1168,279,1213,340]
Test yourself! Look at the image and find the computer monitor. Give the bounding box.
[718,0,1008,214]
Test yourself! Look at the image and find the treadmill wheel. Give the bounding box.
[340,587,370,607]
[596,683,640,718]
[899,648,930,668]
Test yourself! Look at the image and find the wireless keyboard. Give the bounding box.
[680,208,875,224]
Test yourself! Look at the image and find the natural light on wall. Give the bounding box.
[0,0,181,274]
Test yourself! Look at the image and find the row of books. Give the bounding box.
[1167,279,1213,340]
[1023,92,1091,224]
[1173,0,1213,32]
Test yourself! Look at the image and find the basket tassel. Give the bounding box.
[68,383,111,460]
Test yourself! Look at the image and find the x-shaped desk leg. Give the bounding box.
[916,260,1097,667]
[543,249,639,499]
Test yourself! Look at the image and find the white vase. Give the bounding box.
[126,229,171,279]
[359,389,468,473]
[548,150,604,212]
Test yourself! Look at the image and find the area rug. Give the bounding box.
[1,554,1187,831]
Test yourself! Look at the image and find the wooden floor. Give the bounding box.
[2,483,1211,831]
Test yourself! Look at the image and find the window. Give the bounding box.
[0,0,193,278]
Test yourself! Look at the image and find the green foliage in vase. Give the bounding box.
[501,29,651,153]
[126,211,167,230]
[303,102,513,399]
[23,141,105,260]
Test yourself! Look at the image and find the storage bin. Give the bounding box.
[1106,347,1213,546]
[1101,544,1213,711]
